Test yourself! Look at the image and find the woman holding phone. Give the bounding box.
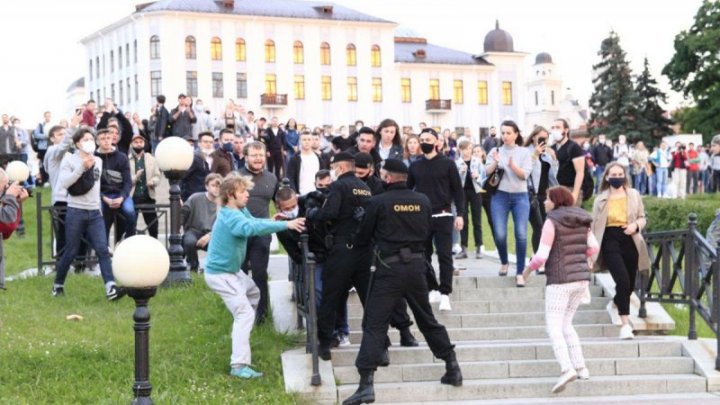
[524,126,558,257]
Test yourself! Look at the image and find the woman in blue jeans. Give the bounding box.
[485,120,533,287]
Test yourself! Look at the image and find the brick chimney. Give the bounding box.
[222,0,234,8]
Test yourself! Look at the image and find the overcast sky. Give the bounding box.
[0,0,701,125]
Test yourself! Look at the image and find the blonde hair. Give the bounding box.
[220,173,254,204]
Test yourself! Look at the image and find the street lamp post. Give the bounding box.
[154,137,194,285]
[113,235,170,405]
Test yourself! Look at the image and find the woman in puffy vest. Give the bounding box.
[522,186,599,394]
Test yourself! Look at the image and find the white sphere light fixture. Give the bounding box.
[6,161,30,182]
[154,136,194,172]
[112,235,170,288]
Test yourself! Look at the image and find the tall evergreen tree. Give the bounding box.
[588,31,641,140]
[635,57,673,144]
[663,0,720,143]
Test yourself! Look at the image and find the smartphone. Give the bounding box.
[75,108,82,115]
[539,141,546,147]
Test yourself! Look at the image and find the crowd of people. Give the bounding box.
[2,93,720,400]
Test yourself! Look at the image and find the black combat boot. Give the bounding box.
[399,327,419,347]
[319,343,331,361]
[440,352,463,387]
[342,369,375,405]
[378,348,390,367]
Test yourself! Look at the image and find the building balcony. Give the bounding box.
[425,99,451,113]
[260,93,288,108]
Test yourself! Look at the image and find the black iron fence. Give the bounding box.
[638,213,720,369]
[35,191,170,274]
[290,234,321,386]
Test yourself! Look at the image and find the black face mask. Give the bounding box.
[132,146,144,154]
[608,177,625,189]
[420,142,435,154]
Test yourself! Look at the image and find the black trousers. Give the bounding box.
[355,257,455,371]
[460,188,483,249]
[481,191,495,241]
[425,216,454,295]
[529,193,547,253]
[242,234,272,324]
[601,227,639,316]
[133,195,159,239]
[182,229,208,269]
[267,149,285,180]
[317,243,412,347]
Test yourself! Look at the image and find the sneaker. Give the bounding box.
[338,334,351,347]
[52,286,65,297]
[230,366,263,379]
[429,290,441,303]
[452,243,461,255]
[576,368,590,380]
[475,247,483,259]
[455,248,467,259]
[106,285,126,301]
[439,294,452,312]
[619,324,634,340]
[551,369,577,394]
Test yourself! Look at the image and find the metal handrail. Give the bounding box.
[638,213,720,370]
[292,234,321,386]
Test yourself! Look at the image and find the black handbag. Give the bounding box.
[483,148,504,194]
[527,176,544,229]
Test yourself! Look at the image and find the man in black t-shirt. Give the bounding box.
[551,119,585,206]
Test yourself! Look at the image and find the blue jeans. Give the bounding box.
[491,191,530,275]
[656,168,668,197]
[594,165,606,193]
[648,173,657,196]
[101,193,137,241]
[633,171,647,194]
[54,207,114,285]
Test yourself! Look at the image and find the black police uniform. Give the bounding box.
[352,182,457,371]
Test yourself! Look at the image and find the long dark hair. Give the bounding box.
[501,120,523,146]
[376,118,402,146]
[524,126,548,147]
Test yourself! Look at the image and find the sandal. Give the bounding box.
[516,275,525,288]
[498,264,509,276]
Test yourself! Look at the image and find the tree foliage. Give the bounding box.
[662,0,720,142]
[635,57,673,143]
[588,31,641,140]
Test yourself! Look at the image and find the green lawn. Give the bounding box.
[0,275,301,404]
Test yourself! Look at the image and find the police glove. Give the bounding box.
[353,206,365,222]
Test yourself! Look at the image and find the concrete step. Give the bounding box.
[330,339,683,367]
[334,356,695,384]
[347,297,613,315]
[346,285,605,303]
[335,374,707,402]
[451,275,550,289]
[347,310,611,330]
[348,324,621,346]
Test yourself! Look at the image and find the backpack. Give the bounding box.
[67,166,97,196]
[581,167,594,202]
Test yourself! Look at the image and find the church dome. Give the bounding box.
[535,52,553,65]
[483,20,514,53]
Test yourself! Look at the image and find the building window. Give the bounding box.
[551,90,555,105]
[535,91,539,106]
[110,50,114,72]
[118,47,122,70]
[346,44,356,66]
[294,74,305,100]
[347,76,358,101]
[118,80,123,105]
[429,79,440,100]
[265,74,277,94]
[236,73,247,98]
[371,45,381,67]
[111,83,115,100]
[265,39,276,63]
[96,57,100,78]
[321,75,332,100]
[149,35,160,59]
[186,71,198,97]
[401,78,411,103]
[212,72,224,98]
[477,80,488,105]
[210,37,222,60]
[96,90,100,103]
[150,71,161,97]
[89,59,93,81]
[502,81,512,105]
[453,80,464,104]
[126,44,130,67]
[134,75,139,100]
[235,38,246,61]
[134,39,138,63]
[126,78,131,104]
[293,41,304,64]
[372,77,382,102]
[320,42,331,65]
[185,36,196,59]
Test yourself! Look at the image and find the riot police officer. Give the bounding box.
[343,158,462,405]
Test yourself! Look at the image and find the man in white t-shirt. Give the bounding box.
[286,129,327,195]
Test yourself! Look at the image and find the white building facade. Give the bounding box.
[80,0,536,140]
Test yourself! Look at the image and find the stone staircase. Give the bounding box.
[325,274,709,403]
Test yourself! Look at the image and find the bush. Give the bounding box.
[642,194,719,233]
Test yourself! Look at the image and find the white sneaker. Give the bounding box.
[606,300,621,325]
[551,369,577,393]
[619,324,634,340]
[429,290,441,303]
[576,367,590,380]
[452,243,461,255]
[338,334,351,347]
[439,294,452,311]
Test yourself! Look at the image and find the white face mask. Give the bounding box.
[281,206,299,220]
[330,169,338,181]
[81,141,96,154]
[550,130,564,143]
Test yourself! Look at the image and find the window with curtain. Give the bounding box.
[320,42,331,65]
[453,80,464,104]
[265,73,277,94]
[347,76,358,101]
[186,71,198,97]
[212,72,224,98]
[371,45,381,67]
[502,81,513,105]
[185,36,196,59]
[401,78,411,103]
[293,41,304,64]
[372,77,382,102]
[265,39,276,62]
[235,38,246,61]
[477,80,488,105]
[429,79,440,100]
[321,76,332,100]
[210,37,222,60]
[346,44,356,66]
[149,36,160,59]
[294,75,305,99]
[236,73,247,98]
